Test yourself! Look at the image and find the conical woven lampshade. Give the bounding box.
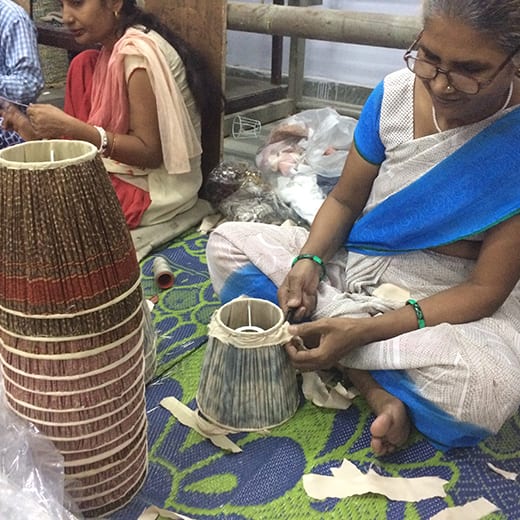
[0,140,148,517]
[197,297,300,431]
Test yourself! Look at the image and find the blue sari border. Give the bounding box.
[370,369,491,450]
[347,107,520,255]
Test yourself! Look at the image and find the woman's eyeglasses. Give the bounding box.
[403,33,519,95]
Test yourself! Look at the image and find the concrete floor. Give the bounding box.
[223,117,277,166]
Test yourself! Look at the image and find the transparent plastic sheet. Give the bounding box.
[204,161,263,207]
[0,373,82,520]
[256,107,357,180]
[143,297,158,384]
[218,176,304,225]
[255,108,357,223]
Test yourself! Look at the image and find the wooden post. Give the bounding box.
[144,0,227,183]
[227,3,419,48]
[271,0,285,85]
[287,0,312,106]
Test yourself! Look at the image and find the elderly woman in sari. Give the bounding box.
[205,0,520,455]
[1,0,221,229]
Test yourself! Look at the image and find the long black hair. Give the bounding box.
[116,0,225,119]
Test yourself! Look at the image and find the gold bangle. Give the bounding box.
[107,132,117,158]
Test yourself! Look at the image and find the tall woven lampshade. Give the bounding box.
[0,140,148,517]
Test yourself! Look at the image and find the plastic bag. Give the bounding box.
[204,161,264,207]
[255,108,357,223]
[0,376,81,520]
[256,107,357,179]
[218,176,302,225]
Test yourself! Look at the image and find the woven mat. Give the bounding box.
[111,347,520,520]
[139,230,220,377]
[110,230,520,519]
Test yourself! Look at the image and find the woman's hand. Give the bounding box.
[26,104,75,139]
[0,102,38,140]
[278,258,322,322]
[285,317,368,371]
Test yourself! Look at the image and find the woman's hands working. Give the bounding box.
[1,69,163,169]
[277,258,321,322]
[0,102,38,141]
[278,147,381,323]
[284,213,520,372]
[1,101,93,142]
[284,316,371,371]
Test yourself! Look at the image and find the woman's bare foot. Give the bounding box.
[368,391,410,455]
[345,368,411,456]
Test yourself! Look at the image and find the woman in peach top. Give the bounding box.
[2,0,221,229]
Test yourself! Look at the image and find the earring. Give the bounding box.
[114,10,119,18]
[446,84,454,92]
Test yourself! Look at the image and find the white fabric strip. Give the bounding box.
[429,498,499,520]
[303,459,448,501]
[8,380,144,427]
[0,330,144,380]
[0,353,143,395]
[60,414,147,456]
[5,369,143,413]
[64,436,147,479]
[7,386,144,442]
[0,299,142,341]
[208,319,292,348]
[64,424,147,470]
[161,396,242,453]
[1,317,144,359]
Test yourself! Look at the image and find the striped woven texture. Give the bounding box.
[112,230,520,520]
[0,141,148,518]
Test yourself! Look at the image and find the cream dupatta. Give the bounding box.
[87,27,201,176]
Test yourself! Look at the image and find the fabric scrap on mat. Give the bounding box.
[303,459,448,501]
[429,497,499,520]
[160,396,242,453]
[301,371,358,409]
[487,462,518,481]
[108,227,520,520]
[138,505,195,520]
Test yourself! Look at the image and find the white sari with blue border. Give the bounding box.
[328,70,520,449]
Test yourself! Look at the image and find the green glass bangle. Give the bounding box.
[406,299,426,329]
[291,253,327,280]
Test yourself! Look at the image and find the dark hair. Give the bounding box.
[116,0,225,118]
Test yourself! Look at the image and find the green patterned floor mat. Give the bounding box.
[108,229,520,519]
[111,345,520,520]
[139,230,220,377]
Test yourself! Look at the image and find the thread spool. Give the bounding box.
[152,257,175,289]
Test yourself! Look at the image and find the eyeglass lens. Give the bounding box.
[406,56,479,94]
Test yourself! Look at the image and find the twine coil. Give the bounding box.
[152,256,175,289]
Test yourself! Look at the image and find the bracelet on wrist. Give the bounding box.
[291,253,327,280]
[106,132,117,158]
[93,125,108,155]
[406,298,426,329]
